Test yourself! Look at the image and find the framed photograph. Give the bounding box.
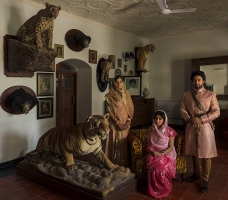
[115,68,121,76]
[37,73,54,96]
[124,65,127,73]
[89,50,97,64]
[109,78,113,89]
[37,98,53,119]
[54,44,64,58]
[124,76,141,96]
[118,58,122,68]
[207,84,213,91]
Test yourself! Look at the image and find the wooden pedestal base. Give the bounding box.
[17,165,137,200]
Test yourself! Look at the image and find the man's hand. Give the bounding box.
[188,117,202,127]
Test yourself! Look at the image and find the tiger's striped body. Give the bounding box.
[26,114,120,171]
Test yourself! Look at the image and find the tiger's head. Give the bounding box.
[86,113,110,140]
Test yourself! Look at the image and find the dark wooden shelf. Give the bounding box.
[131,97,155,128]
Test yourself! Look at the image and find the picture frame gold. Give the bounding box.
[89,50,97,64]
[37,98,53,119]
[54,43,64,58]
[37,73,54,96]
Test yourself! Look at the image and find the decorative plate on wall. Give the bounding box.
[129,70,134,76]
[115,69,121,76]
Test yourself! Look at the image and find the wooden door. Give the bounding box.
[56,71,76,126]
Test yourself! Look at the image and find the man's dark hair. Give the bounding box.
[129,79,136,85]
[190,71,206,81]
[190,70,209,89]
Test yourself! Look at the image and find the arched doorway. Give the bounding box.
[56,59,92,126]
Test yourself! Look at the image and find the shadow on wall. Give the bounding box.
[0,131,28,163]
[57,59,92,123]
[171,59,192,100]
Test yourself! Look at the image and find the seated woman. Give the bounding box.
[146,110,177,199]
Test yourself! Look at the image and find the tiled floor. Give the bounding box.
[0,139,227,200]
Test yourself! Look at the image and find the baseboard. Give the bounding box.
[0,157,24,169]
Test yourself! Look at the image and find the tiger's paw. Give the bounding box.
[66,164,78,170]
[112,166,130,177]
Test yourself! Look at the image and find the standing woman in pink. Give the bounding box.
[146,110,177,199]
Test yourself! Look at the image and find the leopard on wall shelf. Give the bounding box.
[17,2,61,51]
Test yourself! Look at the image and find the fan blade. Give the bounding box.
[156,0,168,10]
[171,8,197,13]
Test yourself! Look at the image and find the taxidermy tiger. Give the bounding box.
[25,114,126,172]
[17,2,61,50]
[136,44,155,72]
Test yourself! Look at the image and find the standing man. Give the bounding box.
[180,71,220,193]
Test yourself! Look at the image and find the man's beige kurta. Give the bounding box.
[180,88,220,158]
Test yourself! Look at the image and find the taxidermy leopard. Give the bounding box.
[17,2,61,50]
[25,114,128,174]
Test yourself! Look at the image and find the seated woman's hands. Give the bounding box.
[151,151,163,157]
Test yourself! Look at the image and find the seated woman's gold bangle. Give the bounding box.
[127,118,131,121]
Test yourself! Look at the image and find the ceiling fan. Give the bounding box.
[156,0,197,15]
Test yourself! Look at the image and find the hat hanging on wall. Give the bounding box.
[65,29,91,52]
[0,86,38,115]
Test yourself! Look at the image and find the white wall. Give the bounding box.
[0,0,149,163]
[148,30,228,102]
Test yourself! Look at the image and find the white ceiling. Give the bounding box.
[18,0,228,40]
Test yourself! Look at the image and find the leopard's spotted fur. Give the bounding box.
[17,2,61,50]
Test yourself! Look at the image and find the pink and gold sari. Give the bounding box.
[146,111,177,198]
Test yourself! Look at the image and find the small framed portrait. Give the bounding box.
[124,76,141,96]
[118,58,122,68]
[109,78,113,89]
[54,44,64,58]
[89,50,97,64]
[124,65,127,73]
[37,73,54,96]
[115,68,121,76]
[37,98,53,119]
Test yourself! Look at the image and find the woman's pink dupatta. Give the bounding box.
[146,110,176,161]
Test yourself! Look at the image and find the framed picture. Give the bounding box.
[109,78,113,89]
[54,44,64,58]
[115,68,121,76]
[124,65,127,73]
[207,84,213,91]
[118,58,122,68]
[37,98,53,119]
[89,49,97,64]
[124,76,141,96]
[37,73,54,96]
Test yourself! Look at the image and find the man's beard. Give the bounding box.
[194,84,204,90]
